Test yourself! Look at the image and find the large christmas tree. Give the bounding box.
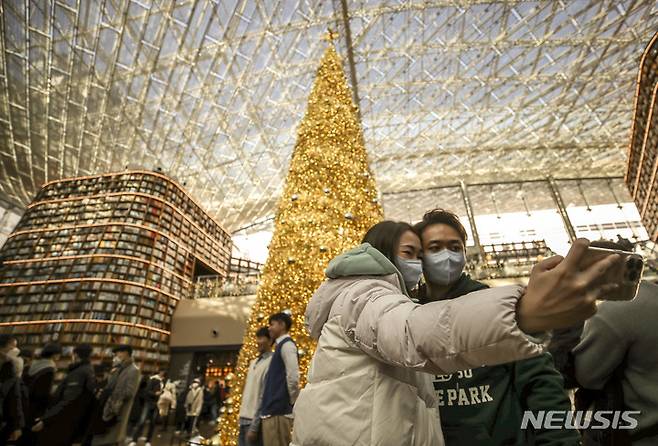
[219,42,383,444]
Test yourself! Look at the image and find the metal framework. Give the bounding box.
[1,0,657,231]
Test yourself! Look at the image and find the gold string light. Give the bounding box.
[219,42,383,444]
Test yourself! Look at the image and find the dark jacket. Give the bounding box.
[0,352,24,441]
[38,360,96,446]
[260,337,296,417]
[23,359,56,423]
[423,274,580,446]
[143,375,163,405]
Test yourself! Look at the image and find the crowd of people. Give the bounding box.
[0,337,231,446]
[1,208,656,446]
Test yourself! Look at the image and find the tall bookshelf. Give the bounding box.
[627,31,658,242]
[0,171,232,372]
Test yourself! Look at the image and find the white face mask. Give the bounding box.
[191,382,200,389]
[396,257,423,291]
[112,356,121,366]
[423,249,466,286]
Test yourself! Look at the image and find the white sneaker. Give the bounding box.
[145,443,152,446]
[127,443,137,446]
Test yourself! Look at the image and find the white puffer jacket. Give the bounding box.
[292,243,545,446]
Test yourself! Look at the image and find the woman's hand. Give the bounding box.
[518,238,621,333]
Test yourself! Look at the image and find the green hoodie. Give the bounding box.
[325,243,409,294]
[424,274,580,446]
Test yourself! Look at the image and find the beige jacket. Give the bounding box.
[185,385,203,416]
[292,243,545,446]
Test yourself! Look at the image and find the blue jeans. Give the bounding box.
[132,403,158,441]
[238,422,263,446]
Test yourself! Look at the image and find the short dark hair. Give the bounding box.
[0,334,16,349]
[74,344,93,360]
[255,327,270,339]
[269,313,292,331]
[40,343,62,359]
[112,344,133,355]
[590,240,631,252]
[362,220,416,264]
[413,209,467,244]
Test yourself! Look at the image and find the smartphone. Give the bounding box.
[579,247,644,301]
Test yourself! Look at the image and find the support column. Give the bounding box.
[547,177,577,242]
[459,181,484,260]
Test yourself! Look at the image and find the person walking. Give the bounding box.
[89,344,140,446]
[157,378,177,430]
[128,370,165,446]
[31,344,96,446]
[20,342,61,446]
[184,378,203,436]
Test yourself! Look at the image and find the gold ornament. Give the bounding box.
[219,43,383,445]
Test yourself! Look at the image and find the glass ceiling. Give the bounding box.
[1,0,657,232]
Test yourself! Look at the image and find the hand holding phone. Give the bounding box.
[578,246,644,301]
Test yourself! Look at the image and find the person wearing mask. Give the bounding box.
[21,342,62,446]
[31,344,96,446]
[185,378,204,436]
[413,209,579,445]
[90,344,140,446]
[240,327,273,446]
[157,378,177,431]
[129,370,165,446]
[0,334,24,444]
[572,240,658,445]
[260,312,299,446]
[291,220,621,445]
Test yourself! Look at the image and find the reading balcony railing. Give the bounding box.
[192,257,264,298]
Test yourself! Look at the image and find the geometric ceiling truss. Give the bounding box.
[1,0,657,231]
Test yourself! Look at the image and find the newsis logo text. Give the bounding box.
[521,411,641,430]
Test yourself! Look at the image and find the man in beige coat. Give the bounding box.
[185,378,204,435]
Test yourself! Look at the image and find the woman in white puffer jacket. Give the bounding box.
[292,221,619,446]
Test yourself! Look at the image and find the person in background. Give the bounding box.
[89,344,140,446]
[18,349,33,379]
[128,374,149,438]
[201,380,213,422]
[157,377,177,431]
[129,370,165,446]
[174,381,188,435]
[572,240,658,445]
[0,334,24,444]
[20,342,62,446]
[239,327,273,446]
[209,380,222,425]
[31,344,95,446]
[260,313,299,446]
[413,209,579,445]
[185,378,204,436]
